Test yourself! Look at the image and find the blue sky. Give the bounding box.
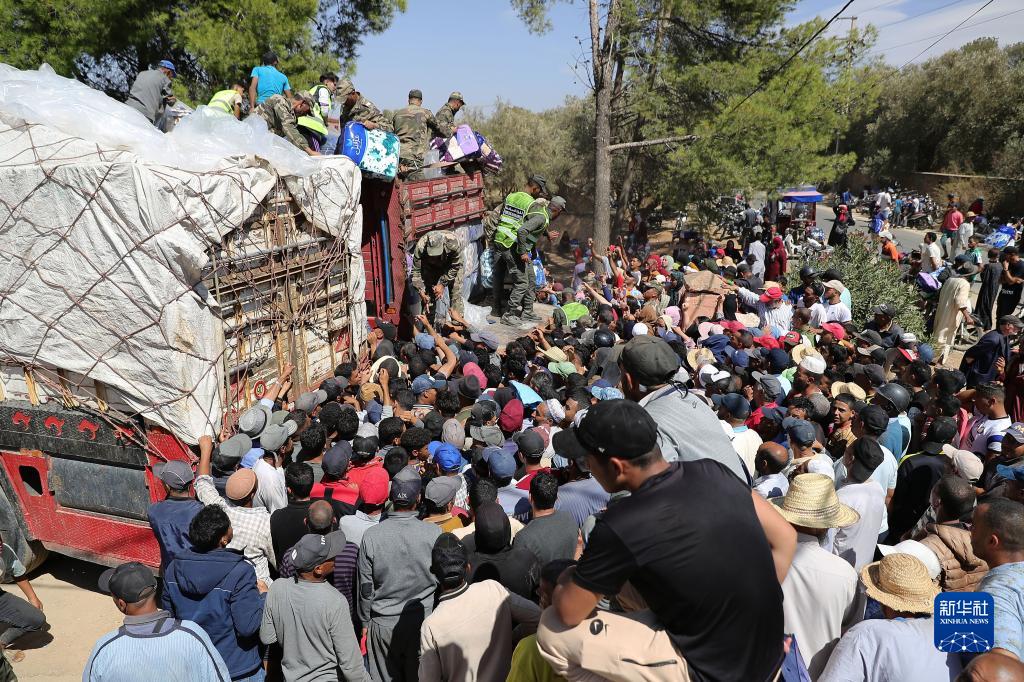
[353,0,1024,112]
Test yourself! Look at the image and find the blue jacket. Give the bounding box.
[147,497,203,569]
[162,548,265,680]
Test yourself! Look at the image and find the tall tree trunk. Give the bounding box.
[590,0,620,252]
[614,153,637,235]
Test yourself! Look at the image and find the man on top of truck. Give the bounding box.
[488,175,559,325]
[207,81,247,119]
[411,230,466,327]
[336,78,392,132]
[392,89,449,179]
[254,92,321,156]
[310,73,337,124]
[435,91,465,136]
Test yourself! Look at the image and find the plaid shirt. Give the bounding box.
[195,475,275,583]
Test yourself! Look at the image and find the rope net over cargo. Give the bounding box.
[0,65,367,450]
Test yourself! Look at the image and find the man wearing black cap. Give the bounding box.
[357,466,441,681]
[886,416,960,543]
[261,533,368,682]
[961,314,1023,388]
[85,562,230,681]
[834,438,887,571]
[865,303,905,349]
[536,400,795,682]
[147,459,203,570]
[618,335,749,482]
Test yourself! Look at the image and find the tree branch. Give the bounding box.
[607,135,698,152]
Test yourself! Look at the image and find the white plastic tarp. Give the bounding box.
[0,64,365,443]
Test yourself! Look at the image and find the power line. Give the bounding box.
[866,5,1023,56]
[892,0,996,70]
[720,0,857,120]
[880,0,969,29]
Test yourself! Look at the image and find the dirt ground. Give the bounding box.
[7,555,113,681]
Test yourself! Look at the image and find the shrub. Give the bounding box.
[786,233,927,340]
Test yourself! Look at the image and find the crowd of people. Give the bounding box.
[68,184,1024,682]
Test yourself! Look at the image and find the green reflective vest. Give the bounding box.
[297,114,327,137]
[310,85,330,121]
[208,89,239,115]
[495,192,547,249]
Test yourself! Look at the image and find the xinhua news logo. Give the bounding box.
[934,592,994,653]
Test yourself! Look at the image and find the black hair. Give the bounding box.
[400,427,431,454]
[906,360,932,387]
[504,357,528,381]
[483,364,502,389]
[407,357,429,380]
[287,409,308,428]
[383,447,410,478]
[435,392,460,419]
[518,338,537,358]
[541,559,577,586]
[530,472,558,510]
[188,505,231,552]
[335,407,360,441]
[566,387,592,407]
[531,373,559,401]
[298,424,327,460]
[334,361,355,378]
[787,396,815,414]
[936,475,976,519]
[982,498,1024,552]
[977,382,1006,401]
[934,394,962,418]
[423,411,444,441]
[318,402,344,435]
[394,389,416,411]
[320,72,337,83]
[284,462,314,498]
[833,392,859,408]
[377,417,406,446]
[262,51,278,65]
[469,477,498,510]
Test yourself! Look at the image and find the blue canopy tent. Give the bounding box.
[777,185,823,234]
[780,186,824,203]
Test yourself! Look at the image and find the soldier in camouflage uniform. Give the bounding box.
[434,92,465,137]
[335,78,392,132]
[411,230,465,326]
[392,89,449,179]
[509,195,565,323]
[254,92,320,155]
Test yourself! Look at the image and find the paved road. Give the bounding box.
[816,203,929,252]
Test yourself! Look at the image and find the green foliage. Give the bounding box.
[0,0,404,103]
[786,233,927,339]
[852,38,1024,182]
[462,98,594,206]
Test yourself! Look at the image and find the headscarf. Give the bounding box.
[545,398,566,424]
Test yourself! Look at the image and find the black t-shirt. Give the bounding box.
[573,460,783,682]
[469,546,540,600]
[999,260,1024,302]
[513,510,579,567]
[270,501,312,566]
[886,452,948,543]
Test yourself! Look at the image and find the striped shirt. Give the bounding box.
[195,475,275,583]
[737,287,794,331]
[84,610,230,681]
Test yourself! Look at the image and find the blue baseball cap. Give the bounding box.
[157,60,176,75]
[415,333,436,350]
[482,445,517,479]
[412,374,445,395]
[431,443,463,472]
[760,405,789,423]
[782,417,816,447]
[996,464,1024,483]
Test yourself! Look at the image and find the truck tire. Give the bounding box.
[0,479,47,580]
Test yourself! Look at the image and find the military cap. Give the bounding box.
[448,91,465,103]
[425,231,454,257]
[408,89,423,100]
[550,196,566,211]
[336,77,355,97]
[294,90,316,110]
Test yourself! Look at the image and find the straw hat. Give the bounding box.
[716,255,736,268]
[772,473,860,529]
[686,347,715,371]
[791,344,822,365]
[830,381,866,401]
[860,553,940,614]
[735,312,761,328]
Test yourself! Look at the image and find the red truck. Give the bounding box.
[0,171,486,572]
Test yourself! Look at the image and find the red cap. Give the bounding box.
[358,467,390,505]
[759,287,783,303]
[720,320,746,332]
[820,322,846,340]
[463,362,487,390]
[499,399,525,432]
[781,331,802,345]
[897,348,919,362]
[753,335,782,350]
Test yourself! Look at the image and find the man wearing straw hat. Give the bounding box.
[773,473,864,678]
[819,553,957,681]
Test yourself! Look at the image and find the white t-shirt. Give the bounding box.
[834,444,898,536]
[806,302,827,328]
[921,241,942,273]
[876,191,892,212]
[825,301,852,323]
[961,413,1012,456]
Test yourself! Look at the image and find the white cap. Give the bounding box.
[799,355,827,375]
[877,540,942,580]
[632,322,649,336]
[941,444,984,481]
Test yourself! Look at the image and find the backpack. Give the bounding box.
[917,272,941,293]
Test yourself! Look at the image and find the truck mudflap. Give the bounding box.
[0,402,187,568]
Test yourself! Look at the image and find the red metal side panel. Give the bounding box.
[0,452,160,567]
[360,179,406,327]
